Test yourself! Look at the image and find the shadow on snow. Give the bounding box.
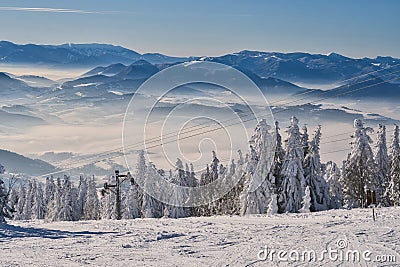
[0,223,116,241]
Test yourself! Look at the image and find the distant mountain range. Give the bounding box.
[1,41,400,87]
[0,41,193,66]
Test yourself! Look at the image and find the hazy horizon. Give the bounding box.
[1,0,400,58]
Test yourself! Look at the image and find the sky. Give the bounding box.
[0,0,399,58]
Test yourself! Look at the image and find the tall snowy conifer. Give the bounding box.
[375,124,390,204]
[14,184,26,220]
[278,116,306,213]
[304,126,330,211]
[343,119,376,208]
[31,180,45,219]
[324,161,343,209]
[240,119,275,215]
[22,181,33,219]
[142,163,161,218]
[59,176,75,221]
[84,176,100,220]
[273,121,285,192]
[169,159,187,218]
[75,176,87,220]
[386,125,400,205]
[0,177,13,222]
[301,125,309,159]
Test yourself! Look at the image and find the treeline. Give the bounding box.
[1,117,400,222]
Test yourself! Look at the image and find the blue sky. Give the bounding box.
[1,0,399,57]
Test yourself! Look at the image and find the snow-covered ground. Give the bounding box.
[1,207,399,266]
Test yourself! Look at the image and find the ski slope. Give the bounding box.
[1,207,399,266]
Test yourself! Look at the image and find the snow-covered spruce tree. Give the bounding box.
[189,163,197,187]
[123,175,140,219]
[31,180,46,220]
[135,150,146,216]
[374,124,391,205]
[7,187,19,215]
[324,161,343,209]
[198,152,220,216]
[240,119,275,215]
[267,193,278,215]
[216,150,247,216]
[0,164,5,174]
[169,158,187,218]
[343,119,377,208]
[300,186,311,213]
[44,177,55,214]
[215,161,233,215]
[386,125,400,205]
[84,176,100,220]
[58,176,75,221]
[13,184,26,220]
[273,121,285,195]
[198,164,211,217]
[45,177,62,221]
[304,126,330,211]
[301,125,309,159]
[278,116,306,213]
[101,176,117,219]
[75,176,87,220]
[22,181,33,219]
[210,151,220,183]
[142,163,162,218]
[0,177,13,223]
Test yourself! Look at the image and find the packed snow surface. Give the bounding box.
[1,207,400,266]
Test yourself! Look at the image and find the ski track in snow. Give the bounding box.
[0,207,400,267]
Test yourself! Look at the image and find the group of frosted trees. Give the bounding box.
[6,176,100,221]
[1,117,400,222]
[343,121,400,208]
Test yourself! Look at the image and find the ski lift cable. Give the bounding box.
[43,75,400,175]
[55,70,400,168]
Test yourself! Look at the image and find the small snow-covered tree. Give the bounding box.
[0,177,13,223]
[46,177,62,221]
[142,163,162,218]
[273,121,285,193]
[7,187,19,214]
[101,176,117,219]
[386,125,400,206]
[215,150,246,216]
[240,119,275,215]
[58,176,75,221]
[198,152,220,216]
[375,124,390,205]
[44,177,55,213]
[135,150,146,216]
[84,176,100,220]
[278,116,306,213]
[300,186,311,213]
[343,119,376,208]
[0,164,5,174]
[169,159,187,218]
[123,175,140,219]
[301,124,309,159]
[304,126,330,211]
[22,181,33,219]
[14,184,26,220]
[267,193,278,215]
[31,180,46,220]
[324,161,343,209]
[75,176,87,220]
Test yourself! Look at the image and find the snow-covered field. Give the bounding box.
[1,207,399,267]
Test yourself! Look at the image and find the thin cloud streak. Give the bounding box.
[0,6,129,15]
